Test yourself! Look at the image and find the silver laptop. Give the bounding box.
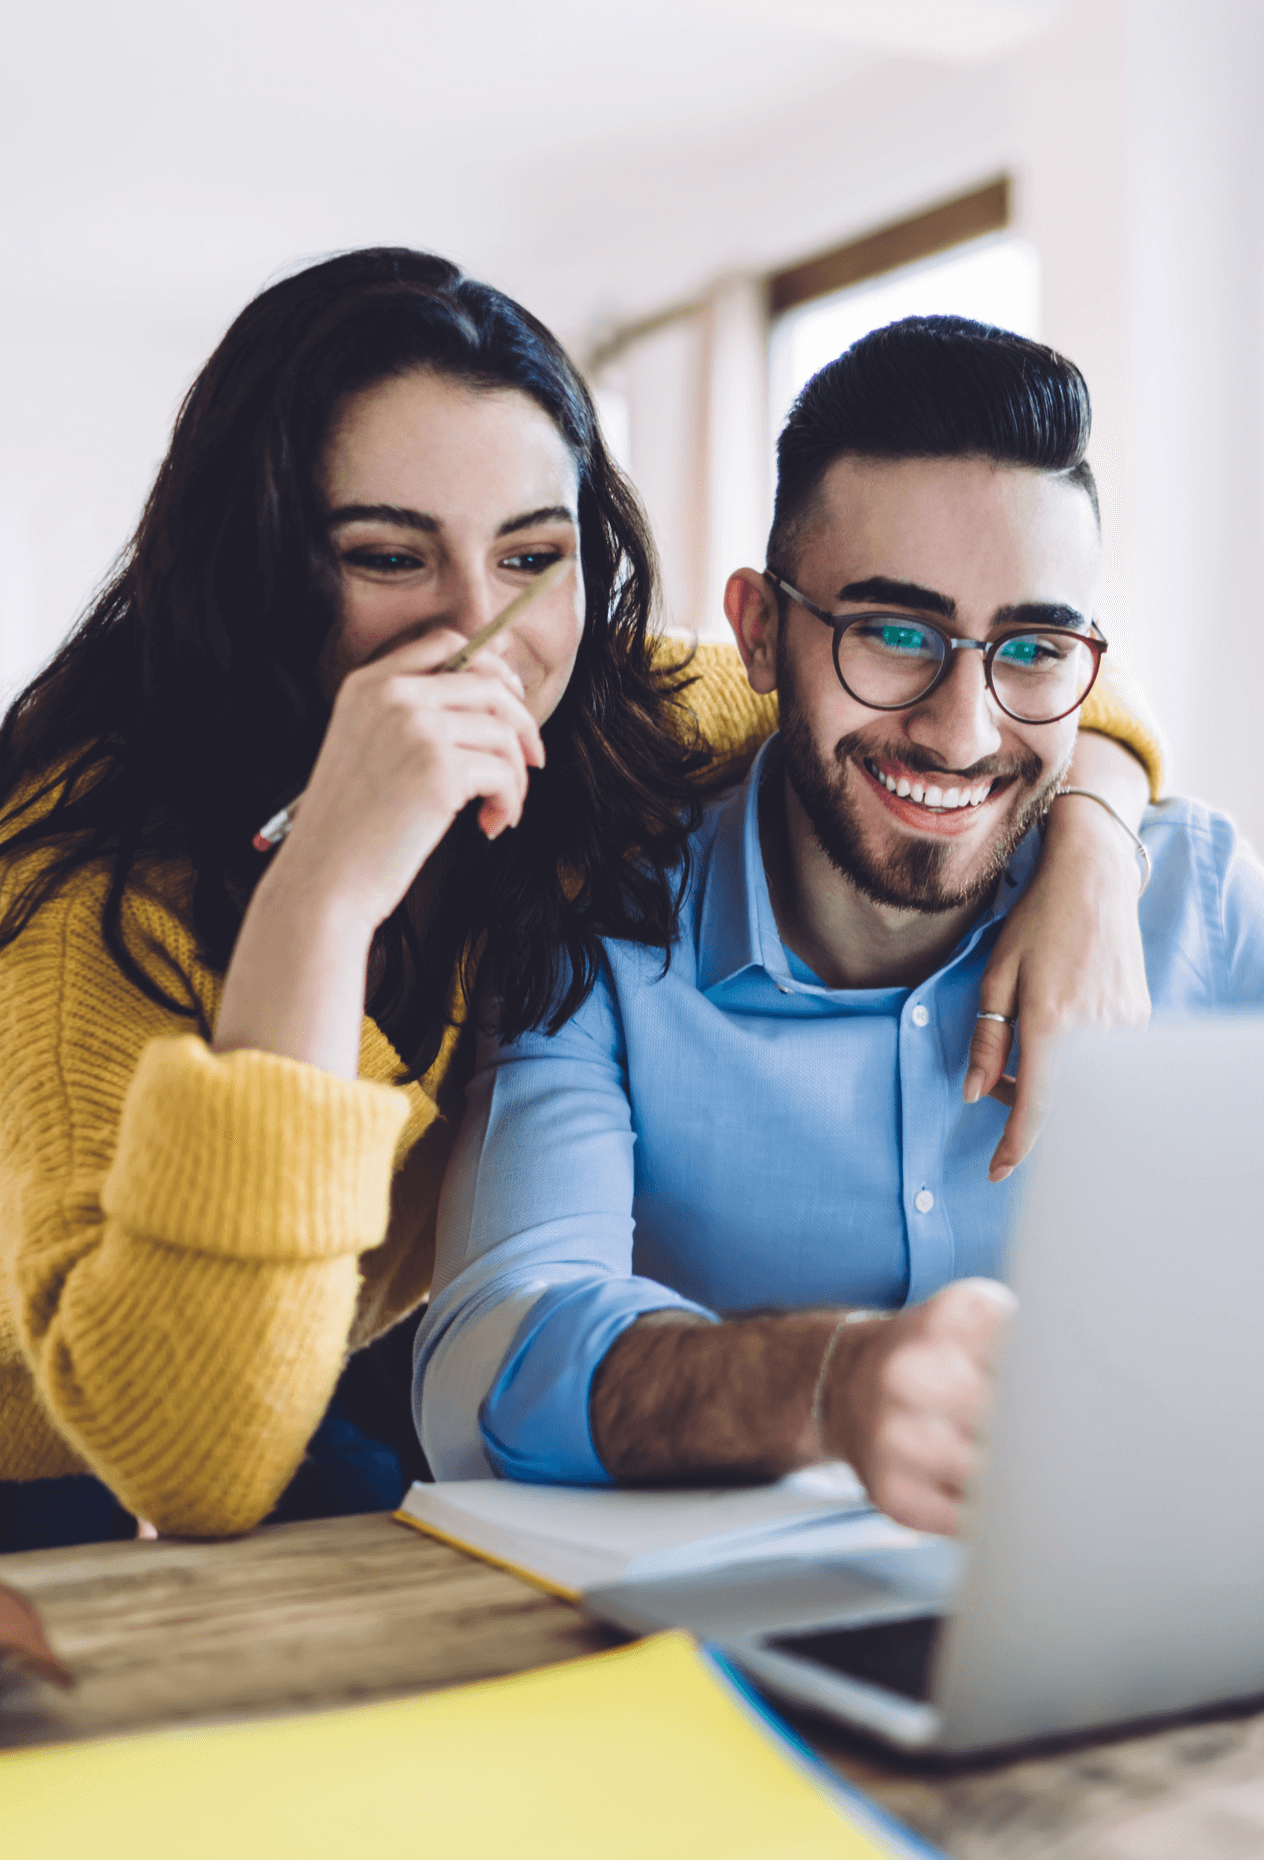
[584,1016,1264,1756]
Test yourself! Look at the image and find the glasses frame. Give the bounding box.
[764,572,1108,725]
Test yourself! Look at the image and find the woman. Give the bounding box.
[0,249,1157,1547]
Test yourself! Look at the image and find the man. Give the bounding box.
[414,317,1264,1533]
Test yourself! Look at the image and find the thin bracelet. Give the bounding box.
[1053,787,1151,897]
[810,1309,887,1458]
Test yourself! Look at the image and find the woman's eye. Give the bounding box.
[343,549,423,573]
[501,549,563,574]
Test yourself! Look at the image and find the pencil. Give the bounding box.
[252,556,575,852]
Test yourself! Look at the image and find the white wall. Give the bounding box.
[0,307,223,695]
[1124,0,1264,825]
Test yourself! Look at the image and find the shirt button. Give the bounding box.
[776,984,793,995]
[914,1188,935,1214]
[911,1004,930,1027]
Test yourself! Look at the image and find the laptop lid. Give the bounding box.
[933,1015,1264,1751]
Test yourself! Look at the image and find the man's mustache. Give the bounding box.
[831,730,1044,789]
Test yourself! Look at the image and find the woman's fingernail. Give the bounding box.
[963,1068,983,1104]
[989,1163,1014,1184]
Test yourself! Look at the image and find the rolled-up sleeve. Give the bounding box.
[413,962,713,1482]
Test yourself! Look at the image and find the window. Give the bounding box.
[769,231,1042,445]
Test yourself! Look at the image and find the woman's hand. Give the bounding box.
[965,735,1151,1180]
[284,627,545,938]
[213,628,544,1079]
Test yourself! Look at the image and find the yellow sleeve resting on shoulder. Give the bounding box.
[659,637,1164,800]
[1077,657,1165,800]
[0,853,448,1537]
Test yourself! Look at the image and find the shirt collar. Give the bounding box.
[695,731,1043,996]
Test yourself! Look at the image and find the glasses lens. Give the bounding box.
[835,618,945,707]
[991,632,1096,722]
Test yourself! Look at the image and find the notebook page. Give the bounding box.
[398,1462,871,1595]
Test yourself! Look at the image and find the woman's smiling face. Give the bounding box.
[317,369,585,724]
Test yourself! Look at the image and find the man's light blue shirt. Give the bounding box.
[414,737,1264,1483]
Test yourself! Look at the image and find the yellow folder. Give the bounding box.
[0,1631,930,1858]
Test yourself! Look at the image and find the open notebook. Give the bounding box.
[395,1463,915,1599]
[1,1632,939,1858]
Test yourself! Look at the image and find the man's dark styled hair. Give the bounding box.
[0,247,710,1075]
[767,314,1098,576]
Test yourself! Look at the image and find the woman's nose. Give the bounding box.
[440,563,500,640]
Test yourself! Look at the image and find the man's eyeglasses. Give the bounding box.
[765,573,1108,726]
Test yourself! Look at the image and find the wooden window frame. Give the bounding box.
[768,177,1011,317]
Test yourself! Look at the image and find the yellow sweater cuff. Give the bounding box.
[102,1035,410,1264]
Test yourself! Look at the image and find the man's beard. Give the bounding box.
[777,647,1067,917]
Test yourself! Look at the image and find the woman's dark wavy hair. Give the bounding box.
[0,247,710,1073]
[768,314,1098,576]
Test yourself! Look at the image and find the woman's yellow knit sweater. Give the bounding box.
[0,646,1161,1536]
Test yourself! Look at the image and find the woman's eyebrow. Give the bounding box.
[495,505,578,536]
[327,503,437,531]
[326,503,578,536]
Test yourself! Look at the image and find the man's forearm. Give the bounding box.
[588,1310,841,1482]
[587,1284,1011,1536]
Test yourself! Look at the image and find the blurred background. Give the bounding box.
[3,0,1262,842]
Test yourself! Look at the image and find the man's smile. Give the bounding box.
[858,753,1020,836]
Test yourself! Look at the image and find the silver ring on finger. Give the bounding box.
[976,1011,1017,1027]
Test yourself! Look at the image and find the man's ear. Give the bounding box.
[724,569,779,695]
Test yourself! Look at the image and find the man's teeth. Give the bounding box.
[868,761,990,809]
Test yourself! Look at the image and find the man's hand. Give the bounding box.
[821,1280,1016,1536]
[589,1283,1014,1533]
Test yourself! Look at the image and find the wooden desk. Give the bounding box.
[4,1512,1264,1860]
